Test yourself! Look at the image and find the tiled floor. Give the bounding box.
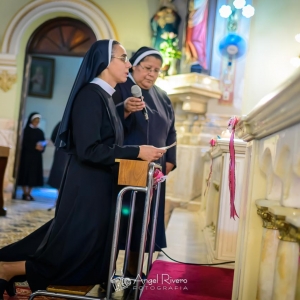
[0,189,208,299]
[0,189,57,249]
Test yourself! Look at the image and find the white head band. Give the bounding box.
[108,39,113,64]
[132,50,163,66]
[31,114,41,121]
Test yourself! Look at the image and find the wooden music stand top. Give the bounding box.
[115,159,149,187]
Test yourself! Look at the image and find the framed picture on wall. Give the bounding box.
[28,57,55,98]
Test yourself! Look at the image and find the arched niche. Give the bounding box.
[1,0,116,56]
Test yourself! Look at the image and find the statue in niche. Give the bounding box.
[185,0,208,70]
[150,0,181,51]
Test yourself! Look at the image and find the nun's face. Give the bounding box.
[132,56,162,90]
[31,118,40,128]
[108,44,131,85]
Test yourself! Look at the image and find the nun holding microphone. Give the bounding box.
[113,47,177,277]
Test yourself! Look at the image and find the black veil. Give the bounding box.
[55,39,114,150]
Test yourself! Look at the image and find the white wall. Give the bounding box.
[242,0,300,114]
[25,55,82,173]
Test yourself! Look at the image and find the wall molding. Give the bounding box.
[236,69,300,142]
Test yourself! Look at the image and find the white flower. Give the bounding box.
[168,32,177,39]
[219,5,232,18]
[233,0,246,9]
[161,32,169,39]
[242,5,255,18]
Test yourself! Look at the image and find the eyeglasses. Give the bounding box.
[111,55,130,63]
[139,63,162,75]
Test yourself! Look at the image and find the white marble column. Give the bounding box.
[296,257,300,300]
[285,215,300,300]
[269,207,300,300]
[256,199,280,300]
[273,241,299,300]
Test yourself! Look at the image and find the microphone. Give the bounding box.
[131,85,149,121]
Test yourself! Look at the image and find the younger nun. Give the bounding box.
[0,40,165,298]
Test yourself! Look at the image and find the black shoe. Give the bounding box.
[6,275,27,296]
[22,194,33,201]
[0,279,8,300]
[5,279,15,297]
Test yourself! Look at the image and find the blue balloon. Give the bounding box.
[218,33,247,59]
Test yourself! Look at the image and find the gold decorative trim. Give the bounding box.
[256,207,278,229]
[277,221,298,243]
[0,70,17,92]
[289,225,300,243]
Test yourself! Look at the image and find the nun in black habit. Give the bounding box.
[113,47,177,276]
[17,112,46,201]
[0,40,165,297]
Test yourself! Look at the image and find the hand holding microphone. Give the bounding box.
[123,85,149,121]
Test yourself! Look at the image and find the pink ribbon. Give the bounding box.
[204,138,216,196]
[151,169,166,198]
[153,169,166,185]
[228,116,239,219]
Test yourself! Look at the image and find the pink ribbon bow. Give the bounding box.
[228,116,239,219]
[153,169,167,187]
[151,169,166,197]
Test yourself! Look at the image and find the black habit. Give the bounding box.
[0,40,140,291]
[113,76,177,251]
[17,116,45,187]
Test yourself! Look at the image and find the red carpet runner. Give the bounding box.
[140,260,234,300]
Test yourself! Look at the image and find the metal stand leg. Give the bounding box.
[28,290,105,300]
[107,163,162,300]
[123,191,137,276]
[146,182,161,275]
[106,187,146,300]
[133,166,155,300]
